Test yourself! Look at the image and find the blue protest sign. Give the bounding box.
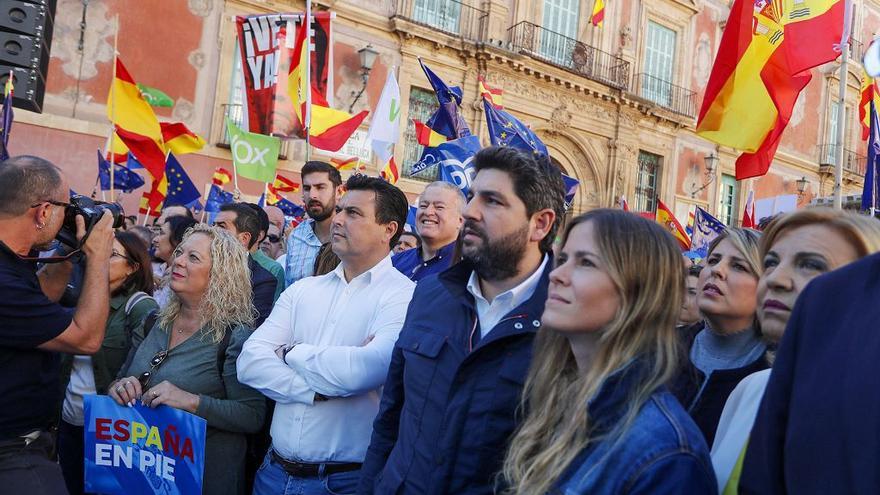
[412,135,481,196]
[84,395,207,495]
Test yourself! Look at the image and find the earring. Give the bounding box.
[36,223,45,230]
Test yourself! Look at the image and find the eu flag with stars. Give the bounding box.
[162,153,201,208]
[483,99,549,156]
[419,59,471,140]
[274,197,305,218]
[690,207,726,258]
[205,184,233,213]
[97,150,145,192]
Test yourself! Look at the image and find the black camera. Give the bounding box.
[56,195,125,248]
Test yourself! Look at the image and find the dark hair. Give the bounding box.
[344,174,409,248]
[302,161,342,188]
[687,264,702,278]
[129,225,153,246]
[219,203,262,248]
[162,204,194,219]
[0,155,64,216]
[244,202,270,243]
[114,231,155,296]
[166,216,198,249]
[472,147,566,253]
[399,231,422,249]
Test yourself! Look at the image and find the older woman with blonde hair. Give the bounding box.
[712,208,880,493]
[502,209,715,494]
[671,227,766,446]
[109,224,266,495]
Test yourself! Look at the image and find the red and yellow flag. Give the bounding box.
[212,167,232,186]
[477,76,504,109]
[330,156,365,171]
[859,69,880,141]
[413,120,450,147]
[273,174,300,192]
[160,122,205,155]
[108,59,166,180]
[696,0,844,179]
[590,0,605,27]
[655,200,691,250]
[380,157,400,185]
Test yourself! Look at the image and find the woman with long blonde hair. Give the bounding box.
[712,209,880,493]
[109,224,266,495]
[502,209,715,494]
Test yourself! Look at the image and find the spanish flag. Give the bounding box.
[212,167,232,186]
[590,0,605,27]
[413,120,450,147]
[288,24,368,152]
[696,0,844,179]
[331,156,364,171]
[478,76,504,109]
[108,59,165,180]
[380,157,400,185]
[273,174,300,193]
[160,122,205,155]
[860,69,880,141]
[655,200,691,250]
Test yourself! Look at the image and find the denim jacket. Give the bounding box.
[555,359,717,495]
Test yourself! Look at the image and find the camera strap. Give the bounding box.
[0,241,84,264]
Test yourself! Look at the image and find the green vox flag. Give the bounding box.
[137,83,174,107]
[225,118,280,183]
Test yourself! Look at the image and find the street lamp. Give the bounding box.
[348,44,379,112]
[690,152,719,198]
[796,176,809,197]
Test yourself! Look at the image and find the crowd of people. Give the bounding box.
[1,149,879,494]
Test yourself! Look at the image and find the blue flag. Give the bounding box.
[483,100,549,156]
[406,205,418,232]
[83,395,207,495]
[0,86,13,162]
[863,101,880,212]
[97,151,145,193]
[163,154,201,208]
[561,174,580,210]
[412,135,481,197]
[274,197,305,218]
[205,184,233,213]
[126,152,144,170]
[690,207,726,258]
[419,59,471,140]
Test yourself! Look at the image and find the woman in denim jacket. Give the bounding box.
[501,210,716,494]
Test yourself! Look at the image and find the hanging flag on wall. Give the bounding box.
[590,0,605,27]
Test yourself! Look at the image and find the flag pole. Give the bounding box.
[109,14,120,203]
[304,1,312,162]
[834,1,853,209]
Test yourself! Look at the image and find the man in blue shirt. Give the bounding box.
[392,181,464,282]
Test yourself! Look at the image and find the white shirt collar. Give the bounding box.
[466,255,549,306]
[332,252,394,285]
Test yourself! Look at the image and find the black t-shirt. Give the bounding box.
[0,242,72,439]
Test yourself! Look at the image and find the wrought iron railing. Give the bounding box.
[632,73,697,118]
[507,21,630,90]
[218,103,290,159]
[849,37,863,61]
[393,0,488,42]
[818,144,867,176]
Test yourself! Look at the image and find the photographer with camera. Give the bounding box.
[0,156,115,493]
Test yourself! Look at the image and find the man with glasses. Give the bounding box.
[0,156,115,493]
[261,223,285,260]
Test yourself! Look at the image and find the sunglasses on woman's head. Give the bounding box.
[137,349,168,389]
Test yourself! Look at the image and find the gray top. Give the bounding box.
[122,323,265,495]
[690,325,766,377]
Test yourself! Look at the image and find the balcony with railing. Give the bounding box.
[218,103,290,159]
[818,144,866,176]
[848,37,863,61]
[632,73,697,118]
[392,0,488,43]
[507,21,630,90]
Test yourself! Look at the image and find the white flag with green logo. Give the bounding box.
[225,118,280,183]
[367,72,401,164]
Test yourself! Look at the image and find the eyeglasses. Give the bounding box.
[137,349,169,389]
[110,249,135,263]
[266,234,281,243]
[29,199,71,209]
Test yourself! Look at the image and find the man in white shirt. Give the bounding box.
[358,146,566,495]
[238,174,415,495]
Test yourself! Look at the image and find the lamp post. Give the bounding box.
[348,44,379,112]
[690,152,719,198]
[796,176,809,198]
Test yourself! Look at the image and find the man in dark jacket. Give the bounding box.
[358,147,566,495]
[741,253,880,494]
[215,203,278,327]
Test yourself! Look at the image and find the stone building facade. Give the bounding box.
[11,0,878,222]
